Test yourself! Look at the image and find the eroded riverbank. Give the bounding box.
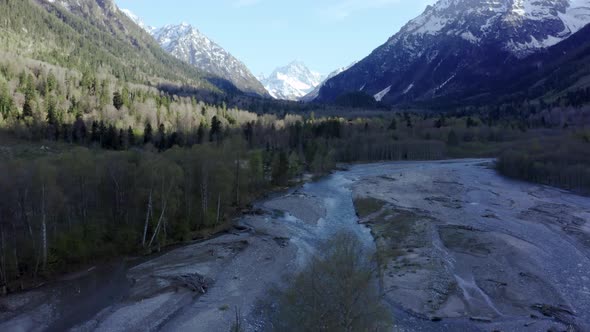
[1,159,589,331]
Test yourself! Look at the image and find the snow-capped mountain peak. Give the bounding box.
[393,0,590,57]
[317,0,590,105]
[121,8,156,33]
[118,10,267,96]
[149,23,267,96]
[261,61,324,100]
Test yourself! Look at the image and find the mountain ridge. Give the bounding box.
[260,61,324,101]
[119,8,267,98]
[150,23,268,97]
[316,0,590,106]
[301,62,357,102]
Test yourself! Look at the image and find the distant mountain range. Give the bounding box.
[259,61,324,101]
[315,0,590,106]
[121,10,268,98]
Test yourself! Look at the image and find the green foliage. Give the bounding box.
[0,81,14,117]
[271,150,289,186]
[0,140,278,289]
[270,232,391,331]
[354,197,387,219]
[0,0,216,91]
[144,123,153,144]
[209,116,223,143]
[497,134,590,193]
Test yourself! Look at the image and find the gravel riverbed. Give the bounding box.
[1,159,589,332]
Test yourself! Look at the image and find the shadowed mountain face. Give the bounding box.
[315,0,590,106]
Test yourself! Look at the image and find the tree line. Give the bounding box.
[497,133,590,193]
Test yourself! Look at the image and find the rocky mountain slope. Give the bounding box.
[150,23,268,97]
[260,61,324,100]
[315,0,590,105]
[488,22,590,104]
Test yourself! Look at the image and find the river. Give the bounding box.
[1,159,589,331]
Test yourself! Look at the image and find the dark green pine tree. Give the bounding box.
[90,121,100,142]
[127,126,135,146]
[119,129,126,150]
[209,116,222,143]
[209,116,218,142]
[22,90,34,118]
[196,123,205,144]
[144,123,153,144]
[272,150,290,186]
[46,100,58,126]
[105,125,118,149]
[73,117,87,143]
[113,91,124,110]
[157,124,166,151]
[99,121,107,146]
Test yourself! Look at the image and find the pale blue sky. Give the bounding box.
[115,0,436,76]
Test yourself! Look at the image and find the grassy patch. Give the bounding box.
[354,197,387,218]
[354,197,424,262]
[439,226,491,256]
[354,197,425,261]
[371,209,423,261]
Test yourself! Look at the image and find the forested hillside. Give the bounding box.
[0,0,226,94]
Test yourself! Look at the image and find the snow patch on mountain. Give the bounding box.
[261,61,324,101]
[403,83,414,94]
[374,86,392,102]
